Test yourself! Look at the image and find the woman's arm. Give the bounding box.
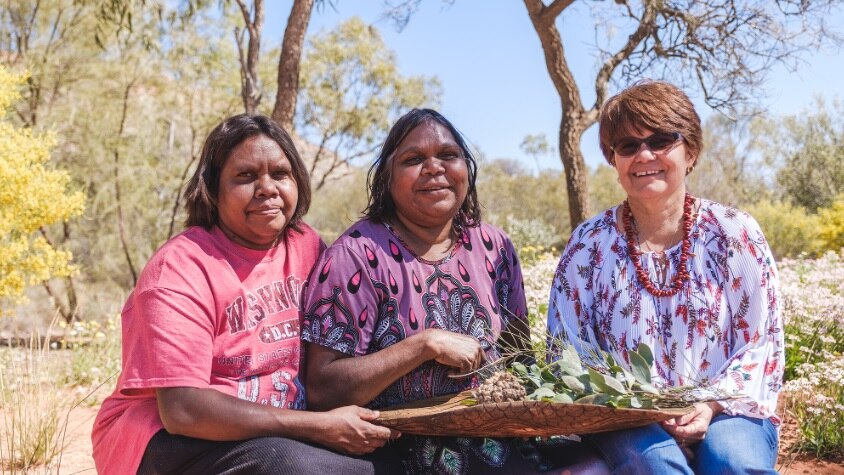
[157,387,398,455]
[305,328,485,410]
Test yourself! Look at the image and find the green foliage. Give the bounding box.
[688,115,771,207]
[506,342,704,409]
[2,2,241,320]
[744,200,823,259]
[763,99,844,212]
[307,169,369,243]
[588,164,625,214]
[296,17,441,189]
[477,158,570,248]
[0,68,85,307]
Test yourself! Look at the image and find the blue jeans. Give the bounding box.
[583,414,779,475]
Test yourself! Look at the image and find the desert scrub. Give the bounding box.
[57,314,122,404]
[783,357,844,459]
[0,340,69,471]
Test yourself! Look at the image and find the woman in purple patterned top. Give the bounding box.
[302,109,607,474]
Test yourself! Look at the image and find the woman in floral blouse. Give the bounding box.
[547,81,783,474]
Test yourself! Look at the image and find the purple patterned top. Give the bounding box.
[547,199,784,420]
[302,219,527,409]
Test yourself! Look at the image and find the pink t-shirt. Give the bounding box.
[92,224,323,475]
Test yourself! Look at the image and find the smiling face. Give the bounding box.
[216,134,298,249]
[613,128,696,204]
[389,121,469,229]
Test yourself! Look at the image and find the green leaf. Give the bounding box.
[634,383,660,395]
[531,387,557,399]
[541,366,557,382]
[511,362,528,377]
[628,350,652,385]
[551,392,574,404]
[588,368,626,396]
[576,393,611,405]
[560,375,586,394]
[636,343,654,366]
[557,359,585,376]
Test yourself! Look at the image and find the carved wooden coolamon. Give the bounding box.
[375,391,692,437]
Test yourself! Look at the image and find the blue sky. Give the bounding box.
[266,1,844,170]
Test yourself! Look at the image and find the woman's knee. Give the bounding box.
[694,415,778,475]
[587,426,692,475]
[216,437,374,475]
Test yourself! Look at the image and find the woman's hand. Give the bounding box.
[661,401,723,447]
[314,406,400,455]
[423,328,486,376]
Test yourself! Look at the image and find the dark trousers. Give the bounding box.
[137,430,403,475]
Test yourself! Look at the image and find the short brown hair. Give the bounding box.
[184,114,311,232]
[599,80,703,166]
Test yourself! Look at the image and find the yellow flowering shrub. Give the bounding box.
[818,194,844,253]
[745,200,823,259]
[0,67,84,305]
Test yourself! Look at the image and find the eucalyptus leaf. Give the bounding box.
[636,343,654,366]
[602,374,627,395]
[628,396,642,408]
[588,368,626,396]
[531,387,557,399]
[628,350,652,385]
[560,375,586,394]
[634,383,660,395]
[551,392,574,403]
[560,345,581,365]
[576,393,611,405]
[557,359,585,376]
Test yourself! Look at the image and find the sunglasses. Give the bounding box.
[611,132,683,158]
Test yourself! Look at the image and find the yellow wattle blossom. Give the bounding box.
[0,66,85,305]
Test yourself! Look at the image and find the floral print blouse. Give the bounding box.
[547,199,784,420]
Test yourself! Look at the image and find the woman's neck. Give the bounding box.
[623,192,688,252]
[391,214,455,260]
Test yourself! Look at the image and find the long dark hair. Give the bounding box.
[363,108,481,232]
[183,114,311,232]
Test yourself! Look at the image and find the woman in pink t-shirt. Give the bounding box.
[91,114,399,475]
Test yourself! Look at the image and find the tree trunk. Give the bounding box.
[271,0,314,131]
[559,115,589,227]
[234,0,264,114]
[523,0,591,227]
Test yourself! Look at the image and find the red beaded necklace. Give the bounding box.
[621,193,695,297]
